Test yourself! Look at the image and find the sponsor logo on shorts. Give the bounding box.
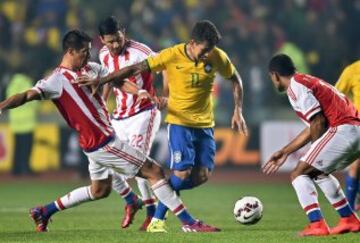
[174,151,182,163]
[316,160,323,166]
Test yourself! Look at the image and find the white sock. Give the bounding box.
[151,179,183,212]
[314,174,352,213]
[56,186,94,210]
[135,177,156,204]
[112,173,132,198]
[292,175,321,214]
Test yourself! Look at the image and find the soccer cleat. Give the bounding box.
[146,218,167,233]
[182,220,221,233]
[29,206,50,232]
[139,216,152,231]
[298,219,330,237]
[330,214,360,235]
[121,199,143,228]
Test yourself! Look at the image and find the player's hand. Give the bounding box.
[135,90,154,106]
[155,96,168,110]
[75,75,101,96]
[231,109,248,136]
[262,150,289,175]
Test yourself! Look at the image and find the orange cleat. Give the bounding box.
[330,214,360,235]
[298,219,330,237]
[121,199,143,229]
[139,216,152,231]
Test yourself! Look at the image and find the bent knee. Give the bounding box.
[91,184,112,199]
[192,168,211,186]
[174,169,192,180]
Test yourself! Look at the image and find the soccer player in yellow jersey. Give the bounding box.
[77,20,248,232]
[335,60,360,211]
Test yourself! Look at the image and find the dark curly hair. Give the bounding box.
[191,20,221,47]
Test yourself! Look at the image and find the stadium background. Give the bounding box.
[1,0,359,174]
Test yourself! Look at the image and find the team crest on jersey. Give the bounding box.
[173,151,182,163]
[204,63,212,73]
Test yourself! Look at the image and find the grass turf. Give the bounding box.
[0,181,359,243]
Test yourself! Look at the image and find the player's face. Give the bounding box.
[189,40,214,62]
[100,31,125,55]
[72,42,91,69]
[269,72,285,92]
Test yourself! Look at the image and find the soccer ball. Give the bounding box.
[233,196,263,225]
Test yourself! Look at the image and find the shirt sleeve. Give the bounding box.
[146,47,174,72]
[335,65,352,96]
[294,83,322,121]
[216,48,236,79]
[98,64,109,78]
[88,62,109,78]
[32,74,63,100]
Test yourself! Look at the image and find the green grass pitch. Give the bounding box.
[0,181,358,242]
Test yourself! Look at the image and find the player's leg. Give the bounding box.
[301,125,360,235]
[290,162,330,236]
[111,118,143,228]
[104,135,219,232]
[112,172,142,228]
[130,109,161,230]
[345,159,360,210]
[137,158,220,232]
[30,160,112,232]
[152,124,196,223]
[191,127,216,187]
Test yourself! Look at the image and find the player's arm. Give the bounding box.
[229,70,248,135]
[309,112,328,142]
[77,61,150,89]
[156,70,169,110]
[102,83,111,101]
[0,89,41,114]
[262,127,311,175]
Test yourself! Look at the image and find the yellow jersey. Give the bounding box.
[335,60,360,110]
[146,43,235,128]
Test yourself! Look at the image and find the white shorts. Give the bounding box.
[111,108,161,155]
[301,124,360,174]
[85,135,148,180]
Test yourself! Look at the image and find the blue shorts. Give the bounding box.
[167,124,216,171]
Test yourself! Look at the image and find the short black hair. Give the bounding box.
[268,54,296,76]
[98,16,121,36]
[191,20,221,47]
[62,30,92,52]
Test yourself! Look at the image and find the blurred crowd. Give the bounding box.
[1,0,359,126]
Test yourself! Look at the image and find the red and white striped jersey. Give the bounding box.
[287,73,360,127]
[99,40,156,119]
[32,62,114,152]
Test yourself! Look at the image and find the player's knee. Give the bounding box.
[139,159,165,184]
[290,170,302,182]
[174,169,192,180]
[348,160,360,177]
[91,184,112,199]
[192,168,211,186]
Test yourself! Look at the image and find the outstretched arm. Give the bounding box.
[0,89,41,114]
[262,112,327,175]
[77,61,150,89]
[262,127,311,175]
[230,70,248,135]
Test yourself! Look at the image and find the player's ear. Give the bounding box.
[274,72,281,82]
[99,36,105,44]
[67,47,75,56]
[188,39,195,46]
